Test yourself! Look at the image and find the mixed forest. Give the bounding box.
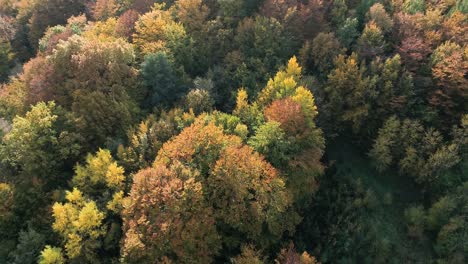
[0,0,467,263]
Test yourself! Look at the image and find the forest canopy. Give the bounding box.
[0,0,467,263]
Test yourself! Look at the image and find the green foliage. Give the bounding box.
[72,90,136,147]
[300,32,343,77]
[370,116,465,190]
[141,52,187,108]
[8,227,45,264]
[404,206,425,239]
[336,17,359,49]
[117,109,190,172]
[403,0,426,14]
[330,0,348,27]
[248,121,289,168]
[0,101,82,179]
[0,39,14,83]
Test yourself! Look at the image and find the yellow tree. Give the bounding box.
[51,188,105,261]
[133,4,186,55]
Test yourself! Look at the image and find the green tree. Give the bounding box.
[370,116,465,189]
[330,0,348,27]
[0,39,14,83]
[429,183,467,263]
[336,17,359,49]
[141,52,187,108]
[8,227,46,264]
[0,101,82,180]
[403,0,425,14]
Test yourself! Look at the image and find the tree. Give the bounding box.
[72,90,136,147]
[369,116,464,189]
[369,116,400,172]
[133,4,186,55]
[38,246,65,264]
[330,0,348,28]
[123,119,298,260]
[431,41,468,100]
[300,32,343,77]
[442,11,467,45]
[116,9,140,40]
[275,243,319,264]
[247,57,325,203]
[369,54,415,123]
[232,245,265,264]
[117,109,190,172]
[367,3,393,33]
[260,0,328,40]
[121,165,220,263]
[357,22,386,61]
[0,101,82,180]
[428,183,468,263]
[51,188,105,262]
[172,0,209,32]
[0,39,14,83]
[48,35,139,104]
[184,88,214,115]
[38,15,86,55]
[404,206,425,239]
[264,97,306,136]
[8,227,46,264]
[336,17,359,49]
[232,16,298,95]
[324,53,375,132]
[397,35,432,73]
[27,0,86,52]
[72,149,125,199]
[403,0,425,14]
[92,0,118,21]
[33,35,142,146]
[141,52,187,108]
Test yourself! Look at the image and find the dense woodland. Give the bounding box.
[0,0,467,263]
